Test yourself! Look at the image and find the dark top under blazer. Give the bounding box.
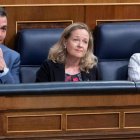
[36,60,98,82]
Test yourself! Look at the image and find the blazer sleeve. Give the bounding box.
[90,65,98,81]
[81,65,98,81]
[36,60,51,82]
[0,53,20,84]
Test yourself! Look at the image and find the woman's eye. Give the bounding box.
[73,39,79,41]
[83,40,88,44]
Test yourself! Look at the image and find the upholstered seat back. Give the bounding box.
[94,22,140,80]
[16,28,63,83]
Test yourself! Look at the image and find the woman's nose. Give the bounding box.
[78,40,83,47]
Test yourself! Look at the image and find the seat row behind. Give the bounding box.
[16,22,140,83]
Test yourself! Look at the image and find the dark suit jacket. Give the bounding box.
[36,60,98,82]
[0,44,20,84]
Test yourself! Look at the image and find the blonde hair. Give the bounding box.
[48,22,97,73]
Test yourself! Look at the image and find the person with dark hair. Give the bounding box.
[0,7,20,84]
[36,22,98,82]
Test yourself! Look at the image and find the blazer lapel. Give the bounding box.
[53,63,65,81]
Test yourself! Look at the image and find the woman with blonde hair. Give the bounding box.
[36,22,98,82]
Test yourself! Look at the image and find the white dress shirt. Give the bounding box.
[128,53,140,81]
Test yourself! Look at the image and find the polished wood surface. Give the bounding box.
[1,0,140,6]
[1,3,140,49]
[0,1,140,138]
[0,82,139,139]
[2,93,140,139]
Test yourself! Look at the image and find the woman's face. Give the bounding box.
[65,29,89,59]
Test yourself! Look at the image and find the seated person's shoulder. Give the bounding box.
[129,53,140,67]
[1,44,20,58]
[130,53,140,59]
[9,48,20,58]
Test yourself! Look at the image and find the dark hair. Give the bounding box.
[0,7,7,17]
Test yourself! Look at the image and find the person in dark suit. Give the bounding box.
[0,7,20,84]
[36,22,98,82]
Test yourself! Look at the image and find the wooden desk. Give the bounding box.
[0,81,139,139]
